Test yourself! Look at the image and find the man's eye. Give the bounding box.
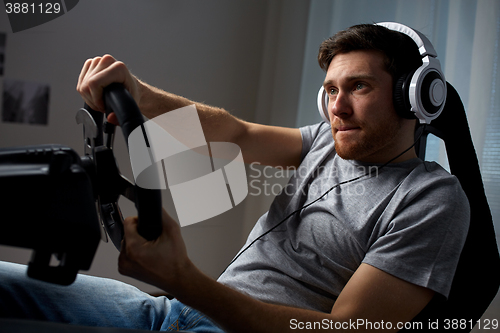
[355,83,365,91]
[328,88,338,96]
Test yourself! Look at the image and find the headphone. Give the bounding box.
[317,22,446,125]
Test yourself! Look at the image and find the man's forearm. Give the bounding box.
[135,78,303,167]
[173,264,335,333]
[173,262,432,333]
[137,78,246,144]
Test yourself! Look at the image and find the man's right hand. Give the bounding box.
[76,54,140,125]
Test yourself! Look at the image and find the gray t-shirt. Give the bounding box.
[218,122,470,313]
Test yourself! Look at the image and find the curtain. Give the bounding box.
[295,0,500,236]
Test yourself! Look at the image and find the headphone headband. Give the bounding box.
[317,22,446,125]
[375,22,438,58]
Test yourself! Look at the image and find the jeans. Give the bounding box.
[0,261,224,332]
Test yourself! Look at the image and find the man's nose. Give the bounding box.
[330,90,352,119]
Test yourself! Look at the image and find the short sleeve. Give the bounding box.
[362,172,470,298]
[299,122,331,162]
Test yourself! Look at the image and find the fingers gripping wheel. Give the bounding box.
[78,83,162,250]
[317,22,446,125]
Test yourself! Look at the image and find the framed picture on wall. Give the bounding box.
[2,79,50,126]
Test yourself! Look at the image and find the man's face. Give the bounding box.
[323,50,415,163]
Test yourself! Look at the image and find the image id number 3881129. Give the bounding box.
[5,2,61,14]
[442,318,498,330]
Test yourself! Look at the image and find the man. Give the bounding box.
[0,24,469,332]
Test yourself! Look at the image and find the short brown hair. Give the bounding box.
[318,24,422,83]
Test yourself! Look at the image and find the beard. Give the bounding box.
[332,117,403,162]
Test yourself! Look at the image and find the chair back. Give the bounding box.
[408,83,500,331]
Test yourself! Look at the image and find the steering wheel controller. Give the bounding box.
[0,83,162,285]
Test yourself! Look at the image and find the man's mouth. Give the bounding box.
[336,125,360,132]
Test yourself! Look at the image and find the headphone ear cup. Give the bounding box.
[419,70,446,117]
[393,73,416,119]
[317,86,330,123]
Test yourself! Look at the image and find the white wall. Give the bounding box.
[0,0,311,293]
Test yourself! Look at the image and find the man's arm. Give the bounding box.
[119,209,434,333]
[137,79,302,167]
[77,55,302,168]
